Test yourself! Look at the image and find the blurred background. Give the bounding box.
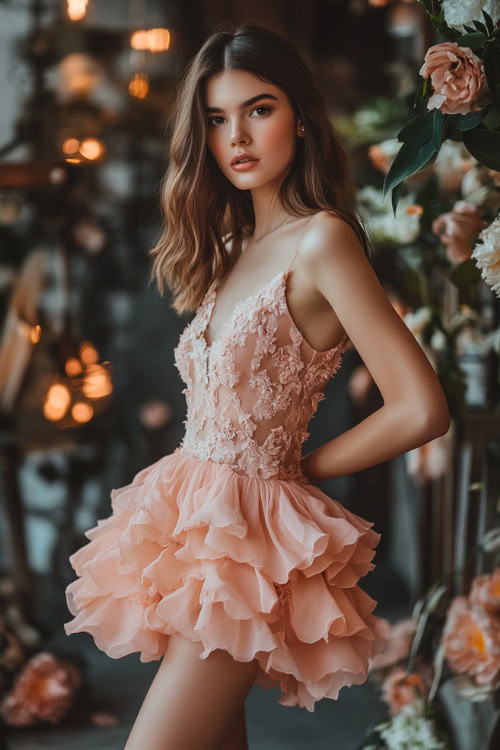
[0,1,500,748]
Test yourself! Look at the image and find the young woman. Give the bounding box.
[64,24,450,750]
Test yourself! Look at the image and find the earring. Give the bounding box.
[300,125,305,134]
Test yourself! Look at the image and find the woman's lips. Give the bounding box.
[231,159,260,171]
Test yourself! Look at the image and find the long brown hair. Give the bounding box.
[149,22,374,315]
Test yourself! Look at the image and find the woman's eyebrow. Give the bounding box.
[205,93,278,114]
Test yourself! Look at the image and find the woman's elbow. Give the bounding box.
[420,406,451,440]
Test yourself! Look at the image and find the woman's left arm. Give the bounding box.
[300,212,451,482]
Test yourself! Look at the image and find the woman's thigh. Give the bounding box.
[124,631,260,750]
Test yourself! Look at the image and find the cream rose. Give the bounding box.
[419,42,486,115]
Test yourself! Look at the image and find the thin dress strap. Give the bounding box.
[286,217,311,276]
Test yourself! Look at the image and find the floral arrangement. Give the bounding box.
[381,0,500,217]
[358,529,500,748]
[340,1,500,462]
[0,574,120,732]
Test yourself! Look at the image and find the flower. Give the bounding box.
[441,595,500,688]
[469,568,500,615]
[433,140,476,194]
[73,219,107,255]
[452,673,498,701]
[381,666,428,715]
[471,213,500,296]
[369,617,418,671]
[0,651,81,727]
[358,186,423,245]
[442,0,500,31]
[405,420,455,485]
[419,42,487,115]
[375,698,448,749]
[138,400,172,430]
[432,200,486,264]
[368,138,402,174]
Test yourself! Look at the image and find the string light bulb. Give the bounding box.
[129,72,149,99]
[67,0,88,22]
[130,28,170,52]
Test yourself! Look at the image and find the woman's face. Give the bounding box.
[204,69,303,190]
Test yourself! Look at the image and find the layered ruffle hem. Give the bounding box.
[64,448,388,711]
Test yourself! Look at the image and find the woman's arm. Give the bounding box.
[300,212,450,482]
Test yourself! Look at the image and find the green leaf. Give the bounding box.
[483,106,500,129]
[450,109,487,131]
[462,128,500,169]
[463,24,478,33]
[455,31,488,50]
[472,20,488,34]
[391,180,404,217]
[407,583,449,674]
[383,138,438,198]
[397,111,435,143]
[432,109,445,148]
[483,10,495,36]
[428,643,445,703]
[484,39,500,94]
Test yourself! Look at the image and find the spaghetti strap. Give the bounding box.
[286,216,312,275]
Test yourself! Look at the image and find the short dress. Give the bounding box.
[64,247,388,712]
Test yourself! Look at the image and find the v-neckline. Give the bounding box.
[199,269,348,358]
[201,270,283,351]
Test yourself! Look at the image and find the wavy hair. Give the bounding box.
[149,22,374,315]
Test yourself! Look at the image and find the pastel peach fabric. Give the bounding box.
[64,263,388,712]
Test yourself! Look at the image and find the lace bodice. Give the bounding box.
[173,266,349,483]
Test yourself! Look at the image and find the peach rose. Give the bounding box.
[381,666,427,715]
[432,200,486,264]
[469,568,500,615]
[419,42,486,115]
[369,617,418,671]
[441,595,500,688]
[0,651,81,727]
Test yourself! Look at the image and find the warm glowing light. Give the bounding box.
[62,138,80,154]
[79,138,105,160]
[72,401,94,422]
[130,30,149,50]
[82,364,113,399]
[30,325,41,344]
[130,28,170,52]
[67,0,88,22]
[65,157,82,164]
[128,72,149,99]
[80,341,99,365]
[65,357,83,376]
[44,383,71,421]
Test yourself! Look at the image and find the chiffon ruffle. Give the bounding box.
[64,448,388,711]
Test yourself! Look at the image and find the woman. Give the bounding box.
[64,23,450,750]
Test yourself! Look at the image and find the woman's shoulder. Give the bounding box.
[301,210,358,259]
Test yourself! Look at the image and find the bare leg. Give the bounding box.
[124,631,259,750]
[217,704,249,750]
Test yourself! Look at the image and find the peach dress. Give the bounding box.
[64,242,388,712]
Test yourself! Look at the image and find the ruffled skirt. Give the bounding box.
[64,448,388,711]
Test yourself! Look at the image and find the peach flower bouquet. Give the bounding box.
[378,1,500,216]
[359,529,500,748]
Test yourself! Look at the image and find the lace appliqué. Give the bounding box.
[174,271,348,482]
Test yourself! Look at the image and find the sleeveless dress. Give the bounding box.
[64,243,388,712]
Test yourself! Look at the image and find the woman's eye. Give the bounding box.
[251,106,272,117]
[207,106,272,126]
